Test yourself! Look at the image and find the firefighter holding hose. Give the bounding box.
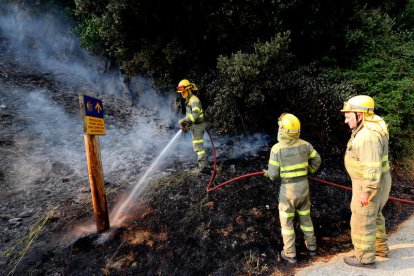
[263,113,321,264]
[341,95,391,268]
[177,79,208,174]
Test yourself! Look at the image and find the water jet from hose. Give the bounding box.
[110,129,182,226]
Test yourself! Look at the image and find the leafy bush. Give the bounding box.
[274,66,354,158]
[71,1,409,86]
[75,16,102,53]
[205,34,354,158]
[71,1,414,165]
[343,8,414,164]
[205,32,293,134]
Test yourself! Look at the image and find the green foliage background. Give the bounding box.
[341,7,414,165]
[8,0,414,166]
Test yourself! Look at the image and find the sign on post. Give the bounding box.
[80,94,106,135]
[79,94,110,232]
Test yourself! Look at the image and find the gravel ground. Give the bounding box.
[295,213,414,276]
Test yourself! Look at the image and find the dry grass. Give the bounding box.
[5,206,59,276]
[244,250,270,275]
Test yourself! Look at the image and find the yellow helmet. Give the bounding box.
[341,95,374,114]
[177,79,191,92]
[176,79,198,93]
[278,113,300,134]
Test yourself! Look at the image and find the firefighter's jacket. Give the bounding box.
[345,114,391,263]
[344,114,390,195]
[267,131,321,257]
[184,94,204,125]
[268,131,321,182]
[181,94,207,166]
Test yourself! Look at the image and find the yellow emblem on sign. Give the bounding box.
[86,100,94,112]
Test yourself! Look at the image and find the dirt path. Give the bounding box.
[295,213,414,275]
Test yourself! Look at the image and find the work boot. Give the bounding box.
[196,160,210,174]
[200,165,211,174]
[308,250,317,257]
[280,250,297,264]
[343,256,376,269]
[375,251,389,258]
[190,167,202,174]
[190,166,210,175]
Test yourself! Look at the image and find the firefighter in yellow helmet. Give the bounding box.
[341,95,391,268]
[177,79,208,174]
[263,113,321,264]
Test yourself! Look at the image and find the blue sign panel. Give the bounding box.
[83,95,104,118]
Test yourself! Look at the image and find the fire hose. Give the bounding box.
[205,130,414,205]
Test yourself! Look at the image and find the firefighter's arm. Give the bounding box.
[308,145,321,174]
[188,101,203,123]
[359,134,383,195]
[265,144,281,180]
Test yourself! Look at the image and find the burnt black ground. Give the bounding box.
[3,150,413,276]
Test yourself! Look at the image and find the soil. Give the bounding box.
[1,6,414,276]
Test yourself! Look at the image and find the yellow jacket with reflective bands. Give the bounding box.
[185,95,204,124]
[267,133,321,181]
[344,114,390,194]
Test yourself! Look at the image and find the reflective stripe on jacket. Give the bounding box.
[267,137,321,181]
[185,95,204,124]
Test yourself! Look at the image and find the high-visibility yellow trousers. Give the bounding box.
[278,180,316,258]
[350,173,391,263]
[191,122,207,168]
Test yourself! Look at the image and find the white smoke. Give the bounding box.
[0,3,130,100]
[0,3,269,198]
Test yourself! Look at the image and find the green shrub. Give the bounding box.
[206,32,293,134]
[343,8,414,164]
[75,16,102,53]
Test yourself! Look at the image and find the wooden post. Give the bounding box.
[84,134,110,232]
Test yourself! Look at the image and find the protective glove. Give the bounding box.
[263,169,269,178]
[178,117,190,126]
[178,118,191,132]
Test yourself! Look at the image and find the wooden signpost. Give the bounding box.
[79,94,110,232]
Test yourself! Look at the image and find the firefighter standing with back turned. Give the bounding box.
[341,95,391,268]
[263,113,321,264]
[177,79,208,174]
